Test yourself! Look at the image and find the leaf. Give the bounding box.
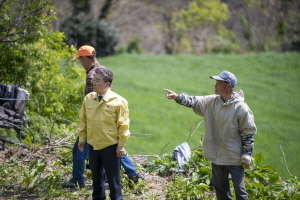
[268,173,281,185]
[253,153,264,166]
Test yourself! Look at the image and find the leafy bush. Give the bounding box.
[145,154,179,177]
[144,148,300,199]
[127,36,143,54]
[245,153,300,199]
[0,0,58,83]
[1,142,299,199]
[0,0,83,142]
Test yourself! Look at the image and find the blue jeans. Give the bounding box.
[120,155,137,178]
[72,137,137,183]
[72,138,89,184]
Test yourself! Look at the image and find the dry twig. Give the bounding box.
[278,144,293,177]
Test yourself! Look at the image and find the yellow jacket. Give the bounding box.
[78,89,130,150]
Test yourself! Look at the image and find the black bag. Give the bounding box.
[0,83,22,111]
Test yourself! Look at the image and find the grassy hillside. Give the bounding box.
[94,52,300,179]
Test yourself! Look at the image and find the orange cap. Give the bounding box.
[72,45,96,60]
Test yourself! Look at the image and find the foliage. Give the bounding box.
[19,34,83,119]
[160,0,240,54]
[165,176,212,200]
[245,153,300,199]
[144,154,179,177]
[51,0,300,54]
[146,149,213,199]
[0,0,54,44]
[0,0,56,82]
[126,36,143,54]
[122,175,148,196]
[0,0,86,142]
[0,153,91,199]
[60,13,119,57]
[182,0,240,54]
[0,30,84,141]
[181,0,229,28]
[144,147,300,199]
[231,0,300,52]
[1,138,299,199]
[276,0,300,51]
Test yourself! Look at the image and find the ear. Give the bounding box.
[105,82,111,88]
[227,83,233,90]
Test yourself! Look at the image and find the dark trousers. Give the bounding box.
[89,144,122,200]
[212,163,248,200]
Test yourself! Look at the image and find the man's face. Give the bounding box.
[93,74,109,95]
[78,56,90,70]
[214,80,230,95]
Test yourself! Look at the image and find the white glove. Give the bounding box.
[241,154,252,169]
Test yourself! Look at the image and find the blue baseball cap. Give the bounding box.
[210,70,237,87]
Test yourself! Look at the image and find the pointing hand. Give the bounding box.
[164,89,178,100]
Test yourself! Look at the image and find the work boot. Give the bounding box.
[63,177,77,188]
[78,182,85,189]
[129,172,145,183]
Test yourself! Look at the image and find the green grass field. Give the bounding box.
[96,52,300,179]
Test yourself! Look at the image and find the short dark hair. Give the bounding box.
[94,67,114,84]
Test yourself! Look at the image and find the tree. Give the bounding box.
[0,0,84,141]
[224,0,300,52]
[180,0,240,54]
[277,0,300,51]
[0,0,55,82]
[159,0,240,54]
[60,13,119,57]
[60,0,119,57]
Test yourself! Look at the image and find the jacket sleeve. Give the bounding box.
[116,99,130,147]
[175,93,215,117]
[239,103,257,155]
[78,99,87,143]
[175,93,198,108]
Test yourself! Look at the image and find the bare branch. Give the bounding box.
[160,140,171,156]
[56,114,79,126]
[131,131,168,136]
[187,121,203,143]
[278,144,293,177]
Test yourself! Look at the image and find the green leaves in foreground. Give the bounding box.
[245,153,300,199]
[0,146,299,199]
[145,149,300,200]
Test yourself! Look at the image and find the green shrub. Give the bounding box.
[127,36,143,54]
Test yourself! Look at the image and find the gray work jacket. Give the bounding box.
[176,90,257,165]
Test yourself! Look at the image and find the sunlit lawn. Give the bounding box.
[95,52,300,179]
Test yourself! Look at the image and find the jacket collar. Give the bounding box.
[92,88,112,102]
[218,89,244,105]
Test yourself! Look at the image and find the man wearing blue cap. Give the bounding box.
[164,70,257,200]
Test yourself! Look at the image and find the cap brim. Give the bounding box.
[210,75,225,81]
[72,56,80,60]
